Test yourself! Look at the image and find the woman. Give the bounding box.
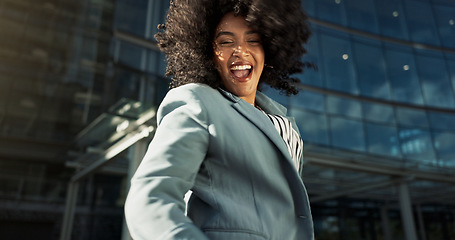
[125,0,314,239]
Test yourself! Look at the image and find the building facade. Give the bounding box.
[0,0,454,239]
[282,0,455,239]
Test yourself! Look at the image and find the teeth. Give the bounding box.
[231,65,252,70]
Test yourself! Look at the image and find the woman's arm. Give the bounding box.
[125,85,210,240]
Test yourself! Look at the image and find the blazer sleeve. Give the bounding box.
[125,86,210,240]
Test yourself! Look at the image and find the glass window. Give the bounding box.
[114,68,141,101]
[320,31,358,94]
[396,107,429,128]
[114,0,149,37]
[403,0,441,46]
[362,102,395,124]
[291,108,330,146]
[291,91,325,112]
[433,131,455,167]
[147,50,161,74]
[315,0,347,26]
[345,0,379,33]
[415,51,455,108]
[327,96,362,119]
[146,0,170,39]
[261,85,288,106]
[385,46,424,105]
[374,0,410,40]
[139,74,155,105]
[398,128,436,165]
[301,0,316,16]
[118,41,146,71]
[353,38,390,99]
[433,4,455,49]
[365,123,401,158]
[298,29,323,88]
[446,55,455,101]
[155,76,171,103]
[329,116,366,151]
[81,37,98,61]
[428,111,455,131]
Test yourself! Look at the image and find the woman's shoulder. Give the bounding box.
[169,83,217,95]
[159,83,221,109]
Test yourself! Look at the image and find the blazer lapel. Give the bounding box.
[218,88,293,167]
[255,92,301,136]
[218,88,310,216]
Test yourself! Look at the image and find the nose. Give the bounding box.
[233,43,249,56]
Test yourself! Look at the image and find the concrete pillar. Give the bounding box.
[398,182,418,240]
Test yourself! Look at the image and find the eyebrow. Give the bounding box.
[215,31,234,39]
[215,31,260,39]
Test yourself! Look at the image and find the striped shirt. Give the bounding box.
[259,109,304,171]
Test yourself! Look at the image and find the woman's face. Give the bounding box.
[213,12,265,105]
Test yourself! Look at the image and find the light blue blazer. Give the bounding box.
[125,83,314,240]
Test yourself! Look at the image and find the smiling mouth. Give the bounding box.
[230,65,252,80]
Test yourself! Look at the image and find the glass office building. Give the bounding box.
[290,0,455,239]
[0,0,454,239]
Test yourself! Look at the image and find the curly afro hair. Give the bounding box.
[155,0,312,95]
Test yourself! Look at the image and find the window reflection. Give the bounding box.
[327,96,362,119]
[362,103,395,124]
[432,131,455,167]
[434,5,455,49]
[399,128,436,165]
[428,112,455,131]
[385,46,424,105]
[321,31,358,94]
[345,0,379,33]
[404,0,441,46]
[374,0,410,40]
[415,51,455,108]
[448,57,455,95]
[366,123,401,158]
[291,108,330,146]
[298,29,323,87]
[291,91,325,113]
[396,107,429,128]
[316,0,347,26]
[290,0,455,168]
[329,116,366,151]
[353,38,390,99]
[301,0,316,16]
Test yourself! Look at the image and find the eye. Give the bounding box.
[246,33,262,46]
[247,39,262,46]
[220,41,234,45]
[215,39,234,47]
